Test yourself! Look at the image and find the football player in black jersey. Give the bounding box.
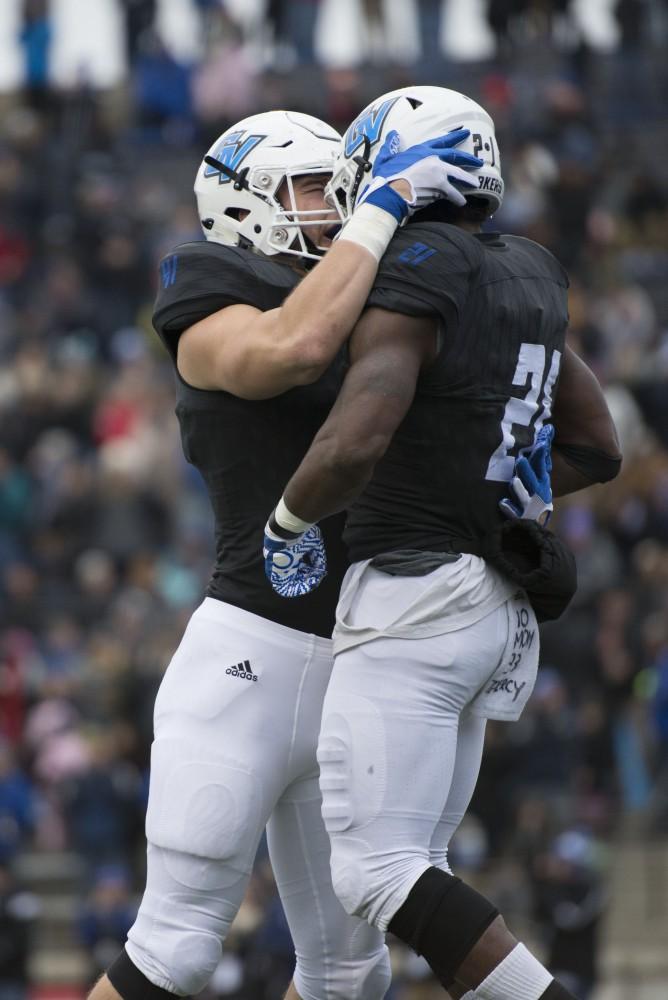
[91,109,486,1000]
[264,88,622,1000]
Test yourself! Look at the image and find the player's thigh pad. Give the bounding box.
[318,610,510,931]
[145,735,264,886]
[317,681,436,930]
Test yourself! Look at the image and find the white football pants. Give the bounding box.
[318,587,539,932]
[126,598,389,1000]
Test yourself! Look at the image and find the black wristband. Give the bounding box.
[267,510,303,541]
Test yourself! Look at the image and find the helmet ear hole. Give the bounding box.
[331,187,346,210]
[225,206,251,223]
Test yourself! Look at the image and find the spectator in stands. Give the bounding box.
[132,31,194,143]
[266,0,322,65]
[0,744,35,865]
[78,864,137,988]
[19,0,52,108]
[531,829,607,1000]
[61,727,143,871]
[121,0,157,63]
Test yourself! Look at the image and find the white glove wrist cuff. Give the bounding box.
[275,496,313,534]
[337,202,399,262]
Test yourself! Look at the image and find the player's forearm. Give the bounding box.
[276,193,409,377]
[283,438,379,524]
[283,310,430,517]
[275,240,381,376]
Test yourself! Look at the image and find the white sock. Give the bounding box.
[460,993,477,999]
[475,943,553,1000]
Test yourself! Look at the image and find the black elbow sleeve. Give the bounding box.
[555,442,622,483]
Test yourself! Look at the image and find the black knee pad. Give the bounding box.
[107,949,187,1000]
[387,867,499,988]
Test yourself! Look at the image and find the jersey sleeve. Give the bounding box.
[518,236,570,290]
[365,223,483,331]
[152,243,276,364]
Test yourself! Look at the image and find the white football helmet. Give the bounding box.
[194,110,341,261]
[327,86,504,222]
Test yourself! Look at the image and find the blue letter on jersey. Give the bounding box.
[203,132,266,184]
[398,243,438,266]
[160,254,178,288]
[344,98,399,158]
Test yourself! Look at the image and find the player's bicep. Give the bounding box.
[552,345,621,455]
[177,304,285,397]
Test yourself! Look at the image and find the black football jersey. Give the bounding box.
[343,223,570,563]
[153,241,348,638]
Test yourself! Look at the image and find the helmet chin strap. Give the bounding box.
[350,136,373,209]
[278,231,322,267]
[302,234,323,265]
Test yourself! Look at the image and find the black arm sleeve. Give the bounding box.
[152,241,298,364]
[365,222,483,331]
[554,442,622,483]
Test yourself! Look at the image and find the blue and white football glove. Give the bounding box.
[263,520,327,599]
[499,424,555,525]
[359,128,484,220]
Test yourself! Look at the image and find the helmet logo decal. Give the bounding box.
[344,97,399,158]
[203,131,266,184]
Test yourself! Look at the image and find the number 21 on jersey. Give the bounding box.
[485,343,561,482]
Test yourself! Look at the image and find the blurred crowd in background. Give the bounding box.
[1,1,668,998]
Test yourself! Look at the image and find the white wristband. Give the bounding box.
[336,202,399,262]
[275,496,313,534]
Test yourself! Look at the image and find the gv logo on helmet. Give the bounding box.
[203,131,266,183]
[344,97,399,158]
